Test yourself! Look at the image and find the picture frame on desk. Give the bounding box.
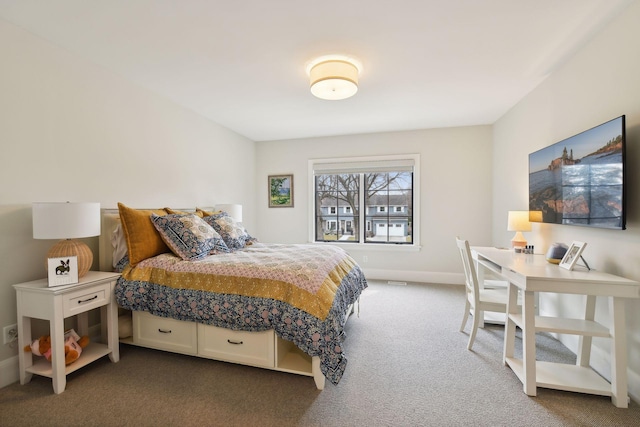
[559,241,587,271]
[47,256,79,287]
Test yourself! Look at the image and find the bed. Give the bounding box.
[98,204,368,388]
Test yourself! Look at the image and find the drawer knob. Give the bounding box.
[158,329,172,334]
[78,295,98,304]
[227,339,243,345]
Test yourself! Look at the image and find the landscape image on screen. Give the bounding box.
[529,116,625,229]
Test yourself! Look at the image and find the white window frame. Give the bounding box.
[308,154,420,251]
[329,206,337,214]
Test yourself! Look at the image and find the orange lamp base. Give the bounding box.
[46,239,93,278]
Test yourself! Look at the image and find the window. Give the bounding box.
[310,155,419,246]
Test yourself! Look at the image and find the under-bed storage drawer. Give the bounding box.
[198,324,275,368]
[133,311,197,355]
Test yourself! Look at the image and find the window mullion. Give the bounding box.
[359,173,365,243]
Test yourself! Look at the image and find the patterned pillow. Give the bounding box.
[203,211,256,251]
[151,213,229,260]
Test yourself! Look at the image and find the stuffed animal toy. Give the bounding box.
[24,329,89,365]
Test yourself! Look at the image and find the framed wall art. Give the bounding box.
[47,255,79,287]
[559,241,588,271]
[268,174,294,208]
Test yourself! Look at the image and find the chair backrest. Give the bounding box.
[456,237,480,304]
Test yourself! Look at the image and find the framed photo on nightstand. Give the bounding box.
[47,256,79,287]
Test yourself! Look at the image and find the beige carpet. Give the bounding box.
[1,281,638,426]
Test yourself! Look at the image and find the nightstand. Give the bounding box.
[14,271,121,394]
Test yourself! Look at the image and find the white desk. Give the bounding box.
[472,247,640,408]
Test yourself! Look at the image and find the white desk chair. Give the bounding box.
[456,237,514,350]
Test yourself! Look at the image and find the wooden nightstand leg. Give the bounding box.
[17,313,33,385]
[76,312,89,337]
[50,315,66,394]
[106,300,119,362]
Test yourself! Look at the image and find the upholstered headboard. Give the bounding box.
[99,209,121,272]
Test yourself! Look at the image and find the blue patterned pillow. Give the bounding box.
[203,211,256,251]
[151,213,229,260]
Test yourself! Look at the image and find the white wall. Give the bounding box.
[492,2,640,401]
[255,126,493,284]
[0,18,255,377]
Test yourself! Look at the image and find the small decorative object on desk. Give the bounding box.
[559,241,588,271]
[546,243,568,264]
[47,256,79,287]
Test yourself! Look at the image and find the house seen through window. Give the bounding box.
[311,155,418,245]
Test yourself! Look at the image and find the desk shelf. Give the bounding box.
[509,314,611,337]
[505,357,612,396]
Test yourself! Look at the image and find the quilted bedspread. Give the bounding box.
[114,243,368,385]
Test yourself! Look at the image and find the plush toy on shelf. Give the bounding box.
[24,328,89,365]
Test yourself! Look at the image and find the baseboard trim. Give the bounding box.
[0,355,19,389]
[361,268,464,285]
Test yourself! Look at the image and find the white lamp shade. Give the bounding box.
[507,211,532,232]
[33,202,101,239]
[215,204,243,223]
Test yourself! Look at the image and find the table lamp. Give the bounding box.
[507,210,532,248]
[214,204,243,223]
[33,202,101,278]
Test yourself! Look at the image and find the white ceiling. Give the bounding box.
[0,0,633,141]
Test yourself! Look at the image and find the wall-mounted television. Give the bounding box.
[529,115,626,230]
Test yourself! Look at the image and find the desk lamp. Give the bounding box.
[507,210,532,248]
[33,202,101,278]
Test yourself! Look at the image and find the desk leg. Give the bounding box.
[475,259,485,328]
[50,312,66,394]
[503,283,518,363]
[610,297,628,408]
[522,290,537,396]
[577,295,596,367]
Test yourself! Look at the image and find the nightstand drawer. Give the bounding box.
[198,324,274,368]
[63,283,110,317]
[133,311,197,355]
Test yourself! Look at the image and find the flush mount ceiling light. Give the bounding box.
[306,55,362,100]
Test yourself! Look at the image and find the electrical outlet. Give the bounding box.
[3,324,18,345]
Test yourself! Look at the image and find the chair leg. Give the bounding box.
[460,299,470,332]
[478,309,485,329]
[467,309,481,350]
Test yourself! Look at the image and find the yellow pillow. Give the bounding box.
[195,208,221,217]
[165,207,204,218]
[117,203,169,266]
